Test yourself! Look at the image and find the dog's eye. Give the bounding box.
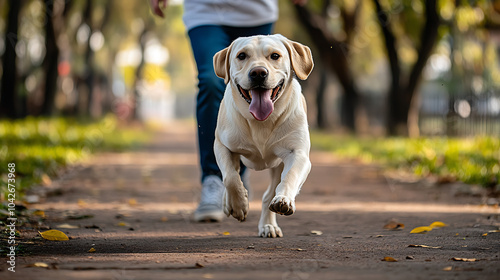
[270,53,280,60]
[237,52,247,60]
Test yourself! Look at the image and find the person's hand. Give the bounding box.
[291,0,308,6]
[150,0,168,18]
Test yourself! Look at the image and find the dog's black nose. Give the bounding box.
[249,67,268,84]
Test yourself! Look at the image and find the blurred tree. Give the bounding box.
[373,0,440,136]
[0,0,22,119]
[294,0,362,132]
[41,0,73,116]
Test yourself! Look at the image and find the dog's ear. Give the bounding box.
[282,37,314,80]
[213,45,232,84]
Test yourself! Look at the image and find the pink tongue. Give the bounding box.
[249,88,273,121]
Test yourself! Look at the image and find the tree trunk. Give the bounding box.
[40,0,60,116]
[373,0,439,136]
[294,4,359,132]
[132,27,148,120]
[83,0,94,117]
[0,0,22,119]
[315,67,327,129]
[404,0,440,137]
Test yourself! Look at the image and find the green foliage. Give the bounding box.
[311,132,500,187]
[0,115,150,198]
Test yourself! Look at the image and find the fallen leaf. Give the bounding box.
[406,255,415,260]
[161,217,168,222]
[292,248,306,251]
[451,257,478,262]
[410,226,433,234]
[310,230,323,235]
[128,198,137,206]
[442,266,453,271]
[383,221,405,230]
[408,244,442,249]
[488,230,500,233]
[56,223,79,229]
[67,214,94,220]
[247,245,255,249]
[77,199,87,207]
[429,221,447,228]
[381,256,397,262]
[33,210,46,217]
[195,262,204,268]
[39,229,69,241]
[222,231,230,236]
[482,233,488,237]
[25,262,49,268]
[41,173,52,186]
[117,222,130,227]
[88,247,96,253]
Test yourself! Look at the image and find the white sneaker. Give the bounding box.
[194,175,225,222]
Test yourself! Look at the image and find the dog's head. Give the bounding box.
[213,34,314,121]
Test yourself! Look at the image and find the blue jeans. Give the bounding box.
[188,24,273,182]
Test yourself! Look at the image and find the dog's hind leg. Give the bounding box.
[258,163,284,238]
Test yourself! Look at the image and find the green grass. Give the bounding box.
[311,132,500,187]
[0,115,151,198]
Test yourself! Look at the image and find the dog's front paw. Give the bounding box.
[259,224,283,238]
[223,188,248,222]
[269,195,295,216]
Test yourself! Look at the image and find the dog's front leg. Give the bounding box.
[259,164,284,238]
[269,148,311,216]
[214,138,248,222]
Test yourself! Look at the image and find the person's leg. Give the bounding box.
[188,25,231,222]
[188,26,231,183]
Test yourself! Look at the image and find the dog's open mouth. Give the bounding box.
[236,80,284,121]
[237,80,284,104]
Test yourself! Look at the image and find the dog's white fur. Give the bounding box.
[213,34,313,237]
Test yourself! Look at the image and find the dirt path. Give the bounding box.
[2,122,499,280]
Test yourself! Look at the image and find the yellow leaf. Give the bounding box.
[222,231,230,236]
[410,226,433,234]
[77,199,87,207]
[33,210,45,217]
[88,247,96,253]
[128,198,137,206]
[56,223,79,229]
[117,222,129,227]
[381,256,397,262]
[26,262,49,268]
[442,266,453,271]
[451,257,478,262]
[39,229,69,241]
[482,233,488,237]
[429,221,447,228]
[41,174,52,186]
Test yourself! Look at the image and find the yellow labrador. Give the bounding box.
[213,34,313,237]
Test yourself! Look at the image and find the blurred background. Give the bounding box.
[0,0,499,136]
[0,0,499,195]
